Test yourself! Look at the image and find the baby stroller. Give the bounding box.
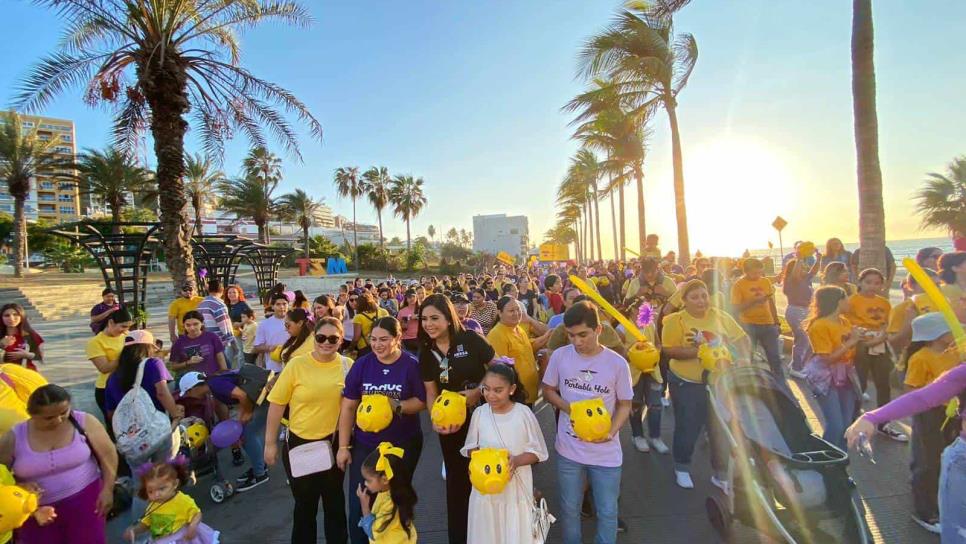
[706,366,872,543]
[176,394,236,504]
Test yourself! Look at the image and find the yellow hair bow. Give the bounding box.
[375,442,405,481]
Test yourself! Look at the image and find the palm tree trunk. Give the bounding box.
[111,204,122,234]
[257,222,267,244]
[573,219,582,263]
[665,97,691,266]
[593,187,603,261]
[609,188,618,261]
[352,197,359,270]
[303,224,310,260]
[406,219,412,251]
[194,194,203,236]
[142,62,194,290]
[619,182,626,261]
[852,0,886,273]
[12,197,25,278]
[377,209,385,252]
[634,162,646,255]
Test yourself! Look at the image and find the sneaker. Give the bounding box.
[911,515,941,534]
[441,462,447,481]
[236,471,269,492]
[862,392,871,402]
[617,518,628,533]
[649,437,670,454]
[675,470,694,489]
[878,425,909,442]
[710,475,732,496]
[661,397,671,408]
[235,469,254,484]
[633,436,650,453]
[231,448,245,467]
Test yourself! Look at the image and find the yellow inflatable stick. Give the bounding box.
[570,398,612,442]
[903,258,966,354]
[430,390,467,428]
[568,275,647,343]
[0,365,47,422]
[468,448,510,495]
[356,394,394,433]
[624,247,640,257]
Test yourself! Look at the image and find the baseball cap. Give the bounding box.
[450,293,469,304]
[911,312,952,342]
[178,371,208,396]
[124,329,156,347]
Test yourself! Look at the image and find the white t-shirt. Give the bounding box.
[254,315,289,372]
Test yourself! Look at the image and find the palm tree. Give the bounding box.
[579,2,697,263]
[183,153,225,235]
[446,227,459,246]
[389,175,427,250]
[278,188,324,259]
[571,149,603,261]
[361,166,391,251]
[428,225,436,246]
[0,111,64,277]
[851,0,887,272]
[243,146,283,193]
[15,1,323,288]
[66,147,154,227]
[334,166,363,268]
[914,157,966,238]
[557,170,591,263]
[217,176,276,243]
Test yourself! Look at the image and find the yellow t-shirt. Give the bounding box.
[887,299,916,334]
[141,491,200,538]
[622,275,677,302]
[168,296,203,335]
[85,331,125,388]
[941,284,965,306]
[353,309,390,349]
[847,294,891,330]
[730,276,776,325]
[905,347,960,389]
[370,490,417,543]
[912,293,937,315]
[486,322,539,403]
[807,315,853,362]
[266,352,352,439]
[241,322,258,353]
[661,308,747,383]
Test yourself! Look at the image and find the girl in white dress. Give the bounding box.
[461,363,549,544]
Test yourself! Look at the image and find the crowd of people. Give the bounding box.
[0,235,964,543]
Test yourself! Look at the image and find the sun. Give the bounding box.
[683,137,801,257]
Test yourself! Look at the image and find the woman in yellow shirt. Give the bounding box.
[485,297,551,405]
[846,269,907,442]
[804,286,862,450]
[353,294,390,358]
[903,313,961,531]
[265,317,354,544]
[661,280,750,490]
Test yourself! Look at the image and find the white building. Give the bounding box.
[473,213,529,257]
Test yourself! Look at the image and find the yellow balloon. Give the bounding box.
[627,342,660,373]
[185,423,209,449]
[469,448,510,495]
[568,275,647,343]
[903,258,966,354]
[430,390,467,428]
[698,343,732,373]
[798,241,816,258]
[356,394,394,433]
[0,484,37,533]
[0,409,26,437]
[570,398,612,442]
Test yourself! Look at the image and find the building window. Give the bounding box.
[510,229,519,235]
[58,194,73,202]
[38,195,55,202]
[54,146,72,154]
[40,181,55,190]
[21,121,35,128]
[58,182,73,190]
[60,135,72,142]
[60,205,75,214]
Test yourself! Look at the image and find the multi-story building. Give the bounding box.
[473,213,529,257]
[0,114,80,224]
[312,204,337,228]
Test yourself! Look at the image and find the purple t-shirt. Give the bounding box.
[89,303,115,334]
[171,331,225,375]
[207,372,240,405]
[462,318,484,336]
[342,351,426,448]
[104,357,172,413]
[542,344,633,467]
[782,272,816,308]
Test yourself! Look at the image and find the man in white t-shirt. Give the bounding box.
[542,301,633,544]
[254,294,290,372]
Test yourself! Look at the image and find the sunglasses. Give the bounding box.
[349,297,358,302]
[315,334,342,345]
[438,355,451,384]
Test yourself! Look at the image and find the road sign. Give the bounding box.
[772,216,788,231]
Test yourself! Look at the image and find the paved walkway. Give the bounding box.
[22,313,936,543]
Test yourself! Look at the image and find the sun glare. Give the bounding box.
[684,138,800,257]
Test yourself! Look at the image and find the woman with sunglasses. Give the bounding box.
[265,317,354,544]
[337,317,426,544]
[418,294,495,544]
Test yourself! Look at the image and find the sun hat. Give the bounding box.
[124,329,156,347]
[178,371,208,396]
[911,312,952,343]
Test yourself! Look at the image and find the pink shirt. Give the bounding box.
[397,306,419,340]
[12,410,100,504]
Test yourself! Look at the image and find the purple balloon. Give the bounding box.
[211,419,243,449]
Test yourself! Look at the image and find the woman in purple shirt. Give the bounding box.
[336,316,426,544]
[169,310,228,377]
[782,256,822,375]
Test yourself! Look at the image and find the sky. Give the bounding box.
[2,1,963,257]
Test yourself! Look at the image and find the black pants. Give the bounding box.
[94,387,115,441]
[439,425,471,544]
[910,407,959,520]
[282,431,348,544]
[855,345,893,409]
[347,434,423,544]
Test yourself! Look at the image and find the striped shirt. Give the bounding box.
[197,295,234,346]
